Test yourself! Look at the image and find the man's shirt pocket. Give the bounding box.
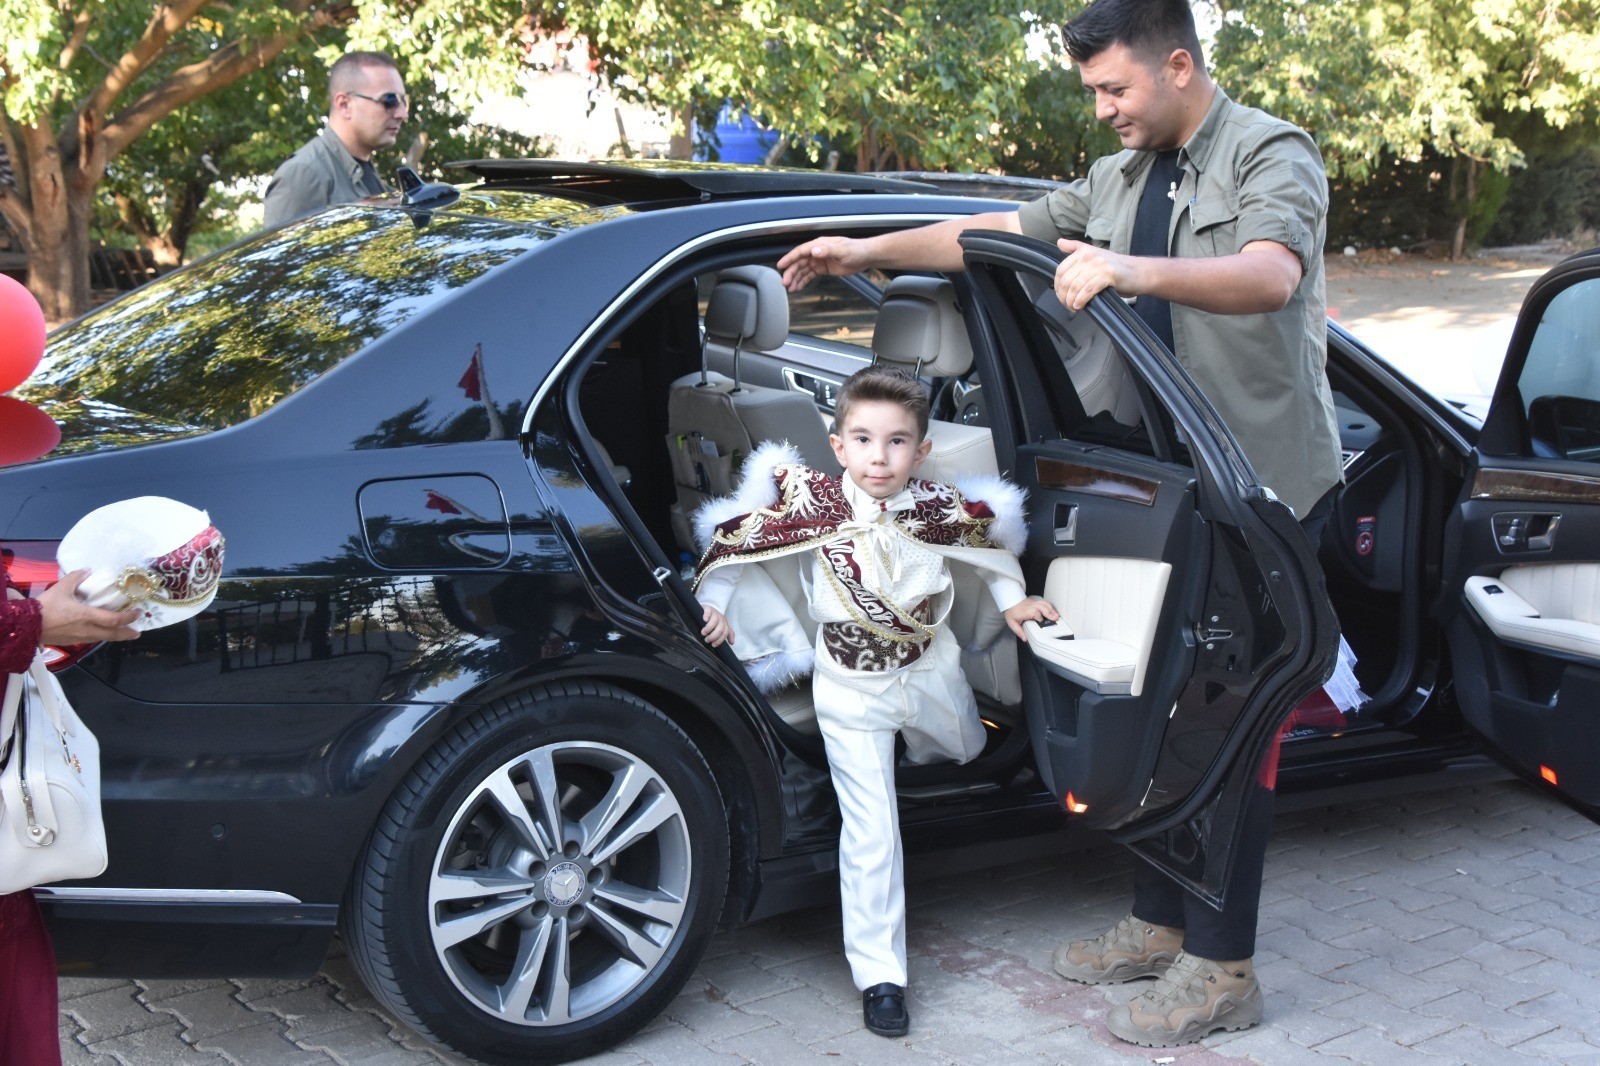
[1186,191,1242,257]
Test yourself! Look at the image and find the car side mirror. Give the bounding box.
[1527,394,1600,462]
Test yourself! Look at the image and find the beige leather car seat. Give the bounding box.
[665,266,832,549]
[870,276,1019,707]
[870,276,999,482]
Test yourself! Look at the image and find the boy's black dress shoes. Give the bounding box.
[862,982,909,1037]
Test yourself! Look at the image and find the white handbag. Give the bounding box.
[0,649,108,894]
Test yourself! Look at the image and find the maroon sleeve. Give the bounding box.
[1,572,43,675]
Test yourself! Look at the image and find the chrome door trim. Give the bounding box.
[34,887,304,904]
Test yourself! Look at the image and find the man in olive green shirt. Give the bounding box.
[263,51,410,229]
[778,0,1342,1048]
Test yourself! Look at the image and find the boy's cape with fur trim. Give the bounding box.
[692,442,1027,692]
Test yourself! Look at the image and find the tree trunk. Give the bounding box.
[114,191,179,268]
[856,125,875,173]
[162,177,212,265]
[1449,157,1478,262]
[668,104,693,160]
[12,125,94,322]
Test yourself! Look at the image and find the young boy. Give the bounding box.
[693,365,1056,1037]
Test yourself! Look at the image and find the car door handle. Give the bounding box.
[1054,502,1078,545]
[1492,512,1561,553]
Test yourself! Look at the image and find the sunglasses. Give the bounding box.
[348,91,408,111]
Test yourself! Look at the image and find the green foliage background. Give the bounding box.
[4,0,1599,283]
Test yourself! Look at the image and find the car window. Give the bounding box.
[1012,271,1173,460]
[27,208,545,431]
[785,272,887,346]
[1519,278,1600,462]
[694,267,887,347]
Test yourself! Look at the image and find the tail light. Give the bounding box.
[1063,791,1089,814]
[2,541,96,671]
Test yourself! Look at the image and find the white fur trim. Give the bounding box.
[954,475,1028,555]
[692,441,802,551]
[743,647,816,693]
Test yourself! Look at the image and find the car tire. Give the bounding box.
[341,681,729,1065]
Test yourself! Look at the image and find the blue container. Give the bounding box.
[696,106,780,164]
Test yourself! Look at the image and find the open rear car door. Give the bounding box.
[958,232,1340,907]
[1440,248,1600,817]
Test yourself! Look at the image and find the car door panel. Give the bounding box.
[1013,439,1204,828]
[1441,252,1600,815]
[960,232,1336,906]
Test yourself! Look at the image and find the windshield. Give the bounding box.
[25,206,545,431]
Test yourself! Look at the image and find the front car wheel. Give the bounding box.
[342,682,730,1065]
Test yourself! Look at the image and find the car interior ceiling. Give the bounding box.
[569,240,1435,782]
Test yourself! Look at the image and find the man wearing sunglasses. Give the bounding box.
[263,51,411,228]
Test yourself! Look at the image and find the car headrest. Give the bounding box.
[704,266,790,352]
[871,276,973,377]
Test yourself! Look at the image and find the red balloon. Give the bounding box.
[0,395,61,467]
[0,274,47,394]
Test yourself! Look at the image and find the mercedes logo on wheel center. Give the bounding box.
[544,861,586,907]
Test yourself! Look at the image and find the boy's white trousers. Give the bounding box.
[812,628,986,990]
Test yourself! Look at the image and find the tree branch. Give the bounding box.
[81,0,214,122]
[0,191,33,248]
[59,4,94,72]
[98,4,354,163]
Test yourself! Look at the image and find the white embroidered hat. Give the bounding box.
[57,497,226,631]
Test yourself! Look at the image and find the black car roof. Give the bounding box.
[447,158,937,203]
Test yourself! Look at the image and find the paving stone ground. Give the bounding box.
[58,778,1600,1065]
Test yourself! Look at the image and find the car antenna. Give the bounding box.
[395,165,460,226]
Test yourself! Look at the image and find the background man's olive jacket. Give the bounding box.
[262,126,385,228]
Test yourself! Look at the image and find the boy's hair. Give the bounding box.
[1064,0,1204,70]
[832,365,930,441]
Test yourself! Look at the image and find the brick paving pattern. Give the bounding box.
[58,779,1600,1064]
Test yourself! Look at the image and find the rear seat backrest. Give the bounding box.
[869,276,998,481]
[871,277,1016,706]
[665,266,832,549]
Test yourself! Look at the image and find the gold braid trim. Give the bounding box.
[814,546,939,645]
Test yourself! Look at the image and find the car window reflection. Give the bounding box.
[27,208,546,432]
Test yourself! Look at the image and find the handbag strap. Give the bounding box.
[1,650,66,841]
[0,669,21,762]
[28,651,72,740]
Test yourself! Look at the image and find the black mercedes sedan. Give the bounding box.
[3,160,1597,1065]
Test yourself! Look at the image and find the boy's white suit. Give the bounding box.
[695,442,1028,989]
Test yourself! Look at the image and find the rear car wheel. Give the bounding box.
[342,682,729,1065]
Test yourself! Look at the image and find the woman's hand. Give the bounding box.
[37,570,141,646]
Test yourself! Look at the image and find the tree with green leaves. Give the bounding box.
[0,0,536,320]
[1207,0,1600,256]
[0,2,359,320]
[540,0,1073,172]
